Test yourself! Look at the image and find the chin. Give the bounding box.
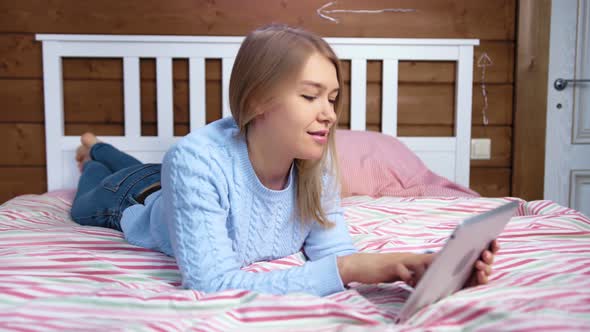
[298,149,325,161]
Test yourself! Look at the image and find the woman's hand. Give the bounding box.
[337,239,500,289]
[337,252,435,287]
[464,239,500,288]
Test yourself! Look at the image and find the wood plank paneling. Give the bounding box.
[0,167,46,203]
[63,79,124,123]
[0,0,518,201]
[472,84,513,125]
[0,33,41,78]
[0,0,515,40]
[470,167,511,197]
[0,78,44,122]
[0,124,45,165]
[512,0,550,201]
[473,42,515,83]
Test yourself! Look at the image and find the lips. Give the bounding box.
[307,130,328,137]
[308,130,329,145]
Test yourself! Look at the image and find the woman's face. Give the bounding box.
[254,53,339,161]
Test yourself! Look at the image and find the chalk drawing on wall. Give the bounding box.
[477,52,493,126]
[317,1,416,23]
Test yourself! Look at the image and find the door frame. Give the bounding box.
[511,0,551,201]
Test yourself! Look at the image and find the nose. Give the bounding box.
[318,99,337,126]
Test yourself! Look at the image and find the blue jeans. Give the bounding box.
[70,143,161,231]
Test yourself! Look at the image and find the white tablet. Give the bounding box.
[396,200,518,324]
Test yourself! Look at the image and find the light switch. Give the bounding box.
[471,138,491,160]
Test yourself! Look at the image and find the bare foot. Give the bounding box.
[75,132,100,172]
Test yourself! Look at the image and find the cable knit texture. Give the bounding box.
[121,117,357,296]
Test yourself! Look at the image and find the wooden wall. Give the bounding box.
[0,0,517,203]
[512,0,550,201]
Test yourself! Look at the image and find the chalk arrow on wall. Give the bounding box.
[317,1,416,23]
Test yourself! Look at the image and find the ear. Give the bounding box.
[251,96,278,120]
[253,104,267,120]
[246,102,267,126]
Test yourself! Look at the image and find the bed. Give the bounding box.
[0,34,587,331]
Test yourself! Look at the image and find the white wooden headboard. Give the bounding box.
[36,34,478,191]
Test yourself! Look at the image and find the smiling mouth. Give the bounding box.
[307,130,328,137]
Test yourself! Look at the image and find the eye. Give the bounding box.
[302,95,317,101]
[329,99,336,105]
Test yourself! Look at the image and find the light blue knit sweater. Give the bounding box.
[121,117,357,296]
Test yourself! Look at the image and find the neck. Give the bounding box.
[246,127,293,190]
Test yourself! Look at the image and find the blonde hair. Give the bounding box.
[229,24,342,227]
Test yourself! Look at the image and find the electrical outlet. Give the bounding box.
[471,138,491,160]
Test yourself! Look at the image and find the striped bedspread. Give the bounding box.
[0,194,589,331]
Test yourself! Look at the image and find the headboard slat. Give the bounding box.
[189,57,207,130]
[350,59,367,131]
[156,57,174,138]
[123,57,141,138]
[381,59,398,136]
[222,57,235,118]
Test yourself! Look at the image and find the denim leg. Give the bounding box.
[75,160,112,198]
[70,164,161,231]
[90,143,142,173]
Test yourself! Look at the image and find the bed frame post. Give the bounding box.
[41,42,65,192]
[455,46,475,187]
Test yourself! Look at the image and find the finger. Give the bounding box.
[475,260,487,271]
[395,264,414,286]
[477,270,488,285]
[482,250,494,265]
[477,260,493,275]
[491,240,500,254]
[75,148,83,162]
[465,270,478,288]
[409,261,426,283]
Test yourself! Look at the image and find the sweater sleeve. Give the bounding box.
[161,144,345,296]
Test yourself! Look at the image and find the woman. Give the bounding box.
[71,24,498,296]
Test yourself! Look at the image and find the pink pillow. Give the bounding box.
[335,130,479,198]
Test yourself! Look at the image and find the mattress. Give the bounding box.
[0,193,588,331]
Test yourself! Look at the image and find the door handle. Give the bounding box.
[554,78,590,90]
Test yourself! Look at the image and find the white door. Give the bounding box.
[545,0,590,216]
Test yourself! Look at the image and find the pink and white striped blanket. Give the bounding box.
[0,194,589,331]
